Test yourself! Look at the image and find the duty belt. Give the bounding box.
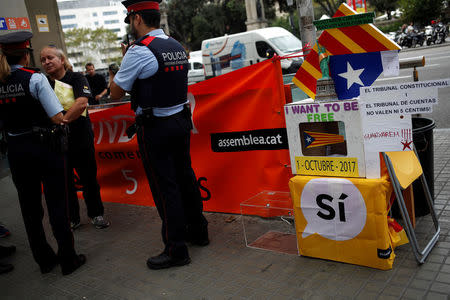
[32,125,69,153]
[126,104,192,139]
[6,125,69,153]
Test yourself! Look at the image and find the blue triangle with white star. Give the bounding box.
[329,52,383,100]
[303,132,315,148]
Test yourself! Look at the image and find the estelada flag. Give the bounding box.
[303,131,345,148]
[299,120,348,156]
[329,51,384,99]
[292,3,400,99]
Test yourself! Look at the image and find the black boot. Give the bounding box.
[0,262,13,274]
[0,245,16,259]
[40,259,59,274]
[147,252,191,270]
[61,254,86,275]
[186,225,209,246]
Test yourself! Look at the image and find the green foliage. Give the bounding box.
[269,10,300,38]
[263,0,276,20]
[168,0,247,50]
[368,0,398,18]
[314,0,340,17]
[398,0,444,26]
[64,27,121,66]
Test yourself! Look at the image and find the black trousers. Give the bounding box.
[137,111,207,259]
[67,117,103,222]
[7,134,77,268]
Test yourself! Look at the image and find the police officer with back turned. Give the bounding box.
[0,31,85,275]
[110,0,209,270]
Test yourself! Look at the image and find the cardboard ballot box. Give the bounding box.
[289,175,395,270]
[284,99,366,178]
[240,191,298,255]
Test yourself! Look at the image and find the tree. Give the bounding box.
[368,0,398,19]
[314,0,340,17]
[168,0,247,51]
[64,27,121,69]
[269,10,300,38]
[398,0,444,26]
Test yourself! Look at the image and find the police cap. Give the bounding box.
[0,31,33,51]
[122,0,162,24]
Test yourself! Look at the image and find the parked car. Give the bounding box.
[188,50,205,85]
[201,27,304,78]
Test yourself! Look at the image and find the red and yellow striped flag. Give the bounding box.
[292,3,401,99]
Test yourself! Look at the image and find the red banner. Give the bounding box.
[89,58,292,214]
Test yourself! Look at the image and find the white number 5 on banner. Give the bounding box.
[121,169,138,194]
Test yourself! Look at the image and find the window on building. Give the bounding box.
[60,15,76,20]
[94,21,99,26]
[100,48,120,54]
[93,12,98,17]
[68,52,83,58]
[110,28,121,32]
[104,20,119,24]
[103,11,118,16]
[62,24,77,29]
[193,62,204,70]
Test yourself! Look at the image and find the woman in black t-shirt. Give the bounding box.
[40,46,110,230]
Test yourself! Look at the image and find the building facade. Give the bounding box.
[57,0,127,71]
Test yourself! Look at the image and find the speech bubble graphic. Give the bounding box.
[300,178,366,240]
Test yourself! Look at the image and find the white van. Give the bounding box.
[201,27,303,78]
[188,50,205,84]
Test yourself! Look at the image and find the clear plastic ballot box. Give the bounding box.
[240,191,298,255]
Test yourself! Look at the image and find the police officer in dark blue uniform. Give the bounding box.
[110,0,209,270]
[0,31,85,275]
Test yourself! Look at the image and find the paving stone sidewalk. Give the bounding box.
[0,129,450,300]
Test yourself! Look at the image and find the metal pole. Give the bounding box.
[296,0,316,54]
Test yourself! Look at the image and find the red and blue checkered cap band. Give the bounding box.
[0,40,31,50]
[127,1,159,13]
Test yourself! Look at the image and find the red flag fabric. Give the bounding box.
[292,3,400,99]
[89,58,292,214]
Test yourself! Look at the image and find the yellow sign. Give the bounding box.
[295,156,359,177]
[289,175,395,270]
[36,15,49,32]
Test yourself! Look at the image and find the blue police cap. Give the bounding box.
[0,31,33,51]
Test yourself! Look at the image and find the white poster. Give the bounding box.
[284,99,366,177]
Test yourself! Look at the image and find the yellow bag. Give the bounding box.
[54,79,87,117]
[289,175,394,270]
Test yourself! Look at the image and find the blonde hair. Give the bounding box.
[0,48,29,82]
[41,46,73,71]
[0,52,10,82]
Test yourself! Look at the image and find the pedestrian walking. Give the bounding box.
[40,46,110,230]
[0,31,85,275]
[110,0,209,270]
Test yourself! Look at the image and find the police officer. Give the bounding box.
[110,0,209,270]
[0,31,85,275]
